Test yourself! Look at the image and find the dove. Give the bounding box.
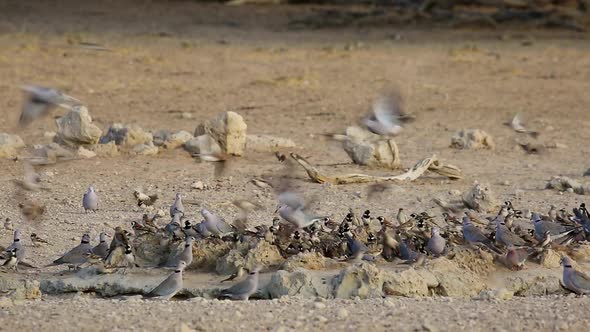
[194,221,212,238]
[506,113,539,138]
[531,213,576,241]
[170,193,185,217]
[165,218,183,240]
[30,233,49,246]
[427,227,446,256]
[219,266,261,300]
[18,85,81,127]
[165,237,194,267]
[277,205,326,230]
[145,261,186,300]
[2,248,18,272]
[48,234,92,268]
[83,186,99,212]
[6,230,25,262]
[561,257,590,295]
[91,232,109,259]
[494,217,527,247]
[362,93,404,136]
[201,209,234,238]
[462,216,502,254]
[504,246,527,270]
[221,266,248,283]
[344,232,368,261]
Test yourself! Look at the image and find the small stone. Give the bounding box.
[99,123,152,147]
[316,315,328,323]
[191,181,206,190]
[337,308,349,318]
[77,146,96,159]
[566,188,574,193]
[91,141,120,157]
[0,133,25,158]
[55,106,102,147]
[194,111,247,156]
[130,142,159,156]
[501,180,510,186]
[181,112,194,119]
[313,302,326,309]
[44,131,57,140]
[164,130,193,149]
[450,129,495,150]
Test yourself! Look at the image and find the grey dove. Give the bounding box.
[427,227,446,256]
[48,233,92,267]
[6,230,25,262]
[362,93,403,136]
[91,232,109,259]
[494,217,527,247]
[462,216,502,254]
[19,85,80,127]
[344,232,368,261]
[562,257,590,295]
[531,213,575,241]
[165,236,194,267]
[219,266,261,300]
[83,186,99,212]
[170,193,184,217]
[145,261,186,300]
[201,209,234,238]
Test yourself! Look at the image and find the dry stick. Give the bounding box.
[289,153,462,185]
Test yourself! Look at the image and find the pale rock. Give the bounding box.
[450,129,495,150]
[191,181,207,190]
[463,182,500,213]
[100,123,153,147]
[55,106,102,146]
[0,133,25,158]
[164,130,193,149]
[130,142,159,156]
[184,134,222,155]
[341,126,401,169]
[216,240,284,275]
[194,111,247,156]
[540,249,561,268]
[546,176,589,195]
[476,288,514,301]
[77,146,96,159]
[91,141,120,157]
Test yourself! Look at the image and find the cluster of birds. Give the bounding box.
[3,183,590,299]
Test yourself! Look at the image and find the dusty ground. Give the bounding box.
[0,0,590,331]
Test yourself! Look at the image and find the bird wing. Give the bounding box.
[147,274,178,297]
[223,277,254,297]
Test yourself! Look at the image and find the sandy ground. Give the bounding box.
[0,0,590,331]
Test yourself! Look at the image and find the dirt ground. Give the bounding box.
[0,0,590,331]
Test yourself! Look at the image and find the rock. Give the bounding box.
[566,244,590,262]
[194,111,247,156]
[164,131,193,149]
[546,176,589,195]
[448,247,496,275]
[341,126,401,169]
[175,323,196,332]
[91,141,120,157]
[55,106,102,146]
[463,182,500,213]
[191,181,207,190]
[0,297,13,308]
[313,301,326,309]
[450,129,495,150]
[77,146,96,159]
[504,271,565,296]
[281,252,346,272]
[184,134,222,155]
[216,240,284,275]
[381,267,430,297]
[130,142,159,156]
[133,233,175,267]
[245,134,296,152]
[337,308,349,318]
[99,123,153,147]
[476,288,513,300]
[0,133,25,158]
[265,269,332,299]
[193,240,233,270]
[427,257,487,297]
[152,130,171,147]
[540,249,561,268]
[0,278,42,300]
[32,143,75,161]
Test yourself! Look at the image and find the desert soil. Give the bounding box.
[0,1,590,331]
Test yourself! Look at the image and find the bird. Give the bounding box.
[145,261,186,300]
[561,257,590,295]
[91,232,109,259]
[1,248,18,272]
[504,246,528,270]
[397,208,408,227]
[18,85,81,127]
[494,217,527,247]
[170,193,185,217]
[30,233,49,246]
[505,113,538,138]
[134,190,158,207]
[221,266,248,283]
[201,208,234,238]
[427,227,446,256]
[219,266,261,300]
[83,186,99,212]
[531,213,575,241]
[165,236,194,267]
[548,205,558,222]
[124,245,139,268]
[362,92,404,136]
[47,234,93,268]
[6,230,25,262]
[462,216,502,254]
[344,232,369,262]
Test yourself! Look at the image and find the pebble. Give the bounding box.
[313,302,326,309]
[316,315,328,323]
[337,308,349,318]
[191,181,206,190]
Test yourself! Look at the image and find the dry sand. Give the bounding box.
[0,1,590,331]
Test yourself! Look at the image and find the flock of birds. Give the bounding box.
[2,85,589,300]
[3,184,590,299]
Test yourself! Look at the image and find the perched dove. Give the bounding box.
[165,237,194,267]
[531,213,575,241]
[495,217,527,247]
[462,216,502,254]
[170,193,184,217]
[48,234,92,267]
[91,232,109,259]
[561,257,590,295]
[362,93,404,136]
[504,246,527,270]
[427,227,446,256]
[219,266,261,300]
[6,230,25,262]
[344,232,368,261]
[18,85,80,127]
[83,186,99,213]
[201,209,234,238]
[145,261,186,300]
